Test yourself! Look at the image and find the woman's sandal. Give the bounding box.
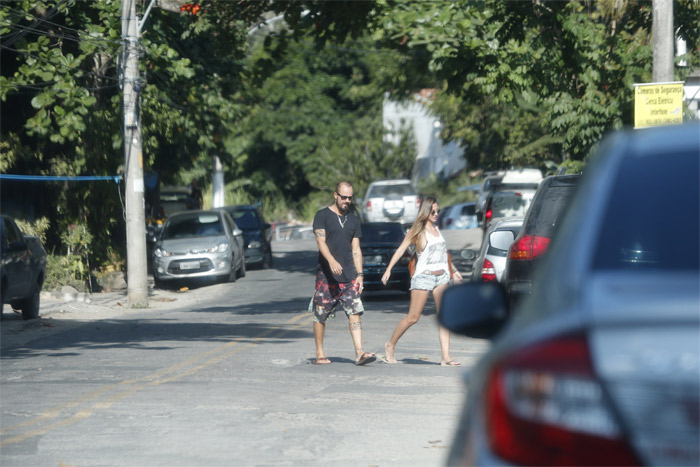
[440,360,461,367]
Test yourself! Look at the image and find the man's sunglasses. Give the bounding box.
[336,193,353,201]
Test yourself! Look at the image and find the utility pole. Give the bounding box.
[122,0,148,307]
[652,0,674,82]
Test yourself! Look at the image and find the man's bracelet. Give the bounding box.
[357,273,364,277]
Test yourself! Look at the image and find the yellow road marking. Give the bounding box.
[1,313,314,446]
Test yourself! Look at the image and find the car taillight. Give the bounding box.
[446,218,453,226]
[366,200,372,212]
[481,258,497,282]
[485,334,640,466]
[415,198,421,209]
[485,209,492,221]
[508,235,550,260]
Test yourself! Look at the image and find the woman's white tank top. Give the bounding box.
[413,228,449,277]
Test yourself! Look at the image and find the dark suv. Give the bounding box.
[218,205,273,269]
[503,174,580,308]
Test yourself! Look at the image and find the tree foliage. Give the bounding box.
[2,0,699,269]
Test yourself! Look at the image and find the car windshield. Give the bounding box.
[593,149,699,271]
[361,224,404,243]
[227,209,259,230]
[367,184,416,197]
[491,191,534,218]
[163,214,224,239]
[160,191,190,217]
[460,204,476,216]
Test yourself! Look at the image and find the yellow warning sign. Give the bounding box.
[634,82,684,128]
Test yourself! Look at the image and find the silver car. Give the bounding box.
[153,210,246,287]
[466,217,523,282]
[439,123,699,466]
[360,179,420,223]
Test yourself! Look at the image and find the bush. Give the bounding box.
[44,253,89,292]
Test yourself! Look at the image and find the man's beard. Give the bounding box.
[336,200,349,214]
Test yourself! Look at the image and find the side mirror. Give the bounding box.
[262,223,271,230]
[233,228,243,237]
[438,282,508,339]
[489,231,515,250]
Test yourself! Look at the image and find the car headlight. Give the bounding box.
[208,242,230,253]
[154,247,171,257]
[248,240,262,249]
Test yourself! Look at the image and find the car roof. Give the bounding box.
[221,204,257,211]
[489,216,525,230]
[501,168,543,184]
[166,209,223,220]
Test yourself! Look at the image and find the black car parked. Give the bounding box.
[360,222,411,292]
[218,205,273,269]
[503,174,580,308]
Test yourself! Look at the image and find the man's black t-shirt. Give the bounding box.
[313,207,362,283]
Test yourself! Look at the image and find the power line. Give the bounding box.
[0,43,121,83]
[0,19,123,50]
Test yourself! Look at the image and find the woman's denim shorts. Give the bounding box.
[410,271,450,291]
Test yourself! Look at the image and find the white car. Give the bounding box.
[153,210,246,287]
[360,179,420,223]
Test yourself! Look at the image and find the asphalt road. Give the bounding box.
[1,229,487,467]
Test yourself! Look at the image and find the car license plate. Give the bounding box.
[364,255,382,264]
[179,261,200,270]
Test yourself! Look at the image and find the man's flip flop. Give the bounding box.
[313,358,331,365]
[355,353,376,366]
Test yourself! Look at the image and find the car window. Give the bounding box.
[593,149,699,271]
[367,184,416,197]
[460,204,475,216]
[491,191,534,218]
[228,209,260,230]
[361,224,404,243]
[526,186,576,236]
[164,215,224,239]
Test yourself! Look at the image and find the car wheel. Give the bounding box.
[262,250,272,269]
[20,285,40,320]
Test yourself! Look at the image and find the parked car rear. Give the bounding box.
[480,182,539,232]
[438,123,700,466]
[468,217,523,283]
[360,179,420,224]
[440,202,477,230]
[503,174,580,307]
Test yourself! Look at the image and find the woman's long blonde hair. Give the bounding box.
[406,196,438,251]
